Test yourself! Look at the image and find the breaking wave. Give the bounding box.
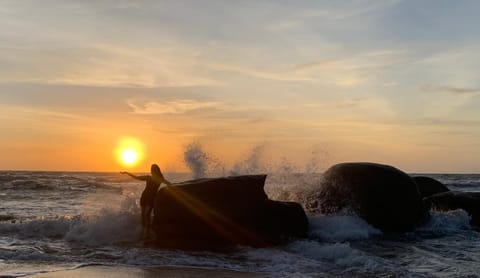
[308,214,382,242]
[0,197,141,245]
[415,209,472,236]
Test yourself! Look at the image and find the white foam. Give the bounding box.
[287,241,356,261]
[239,246,327,273]
[65,206,141,245]
[416,209,471,234]
[308,214,382,242]
[286,240,386,270]
[0,197,141,245]
[235,239,392,275]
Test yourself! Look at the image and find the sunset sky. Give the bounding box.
[1,1,480,173]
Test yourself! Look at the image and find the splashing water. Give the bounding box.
[230,145,267,176]
[181,142,328,178]
[183,142,209,179]
[0,197,141,245]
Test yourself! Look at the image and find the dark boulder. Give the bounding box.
[152,175,308,249]
[258,200,309,241]
[425,191,480,225]
[413,176,450,199]
[317,162,428,232]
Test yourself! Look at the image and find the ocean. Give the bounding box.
[1,171,480,277]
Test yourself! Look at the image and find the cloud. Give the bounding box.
[419,84,480,95]
[301,0,401,21]
[412,118,480,127]
[0,44,223,88]
[302,97,395,119]
[0,105,84,121]
[127,99,224,115]
[289,49,406,87]
[209,49,405,88]
[213,64,313,82]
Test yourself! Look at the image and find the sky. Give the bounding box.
[1,0,480,173]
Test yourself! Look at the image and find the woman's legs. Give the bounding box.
[145,205,153,232]
[141,205,153,239]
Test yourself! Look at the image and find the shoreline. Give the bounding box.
[29,265,267,278]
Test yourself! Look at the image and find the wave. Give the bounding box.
[308,214,382,242]
[423,174,480,190]
[447,181,480,190]
[237,239,405,275]
[284,240,395,273]
[1,179,55,190]
[2,192,475,249]
[0,206,381,250]
[1,207,478,277]
[306,210,472,242]
[0,197,141,245]
[415,209,472,236]
[0,177,122,193]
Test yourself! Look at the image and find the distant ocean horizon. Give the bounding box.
[2,169,479,174]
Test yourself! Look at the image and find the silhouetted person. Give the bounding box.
[121,164,172,239]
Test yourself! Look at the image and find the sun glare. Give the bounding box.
[121,149,138,165]
[115,137,144,167]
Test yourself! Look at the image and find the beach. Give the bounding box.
[30,265,264,278]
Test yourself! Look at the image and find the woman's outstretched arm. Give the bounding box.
[120,171,149,181]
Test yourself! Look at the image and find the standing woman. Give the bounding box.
[121,164,172,239]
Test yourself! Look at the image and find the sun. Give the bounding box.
[121,149,139,165]
[115,137,144,167]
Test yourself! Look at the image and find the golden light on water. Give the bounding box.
[115,137,144,167]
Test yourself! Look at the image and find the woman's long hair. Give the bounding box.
[151,164,164,182]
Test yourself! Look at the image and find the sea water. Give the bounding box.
[1,171,480,277]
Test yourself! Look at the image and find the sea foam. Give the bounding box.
[308,214,382,242]
[416,209,472,235]
[0,197,141,245]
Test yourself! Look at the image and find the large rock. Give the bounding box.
[152,175,308,249]
[413,176,450,199]
[425,191,480,225]
[317,162,428,232]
